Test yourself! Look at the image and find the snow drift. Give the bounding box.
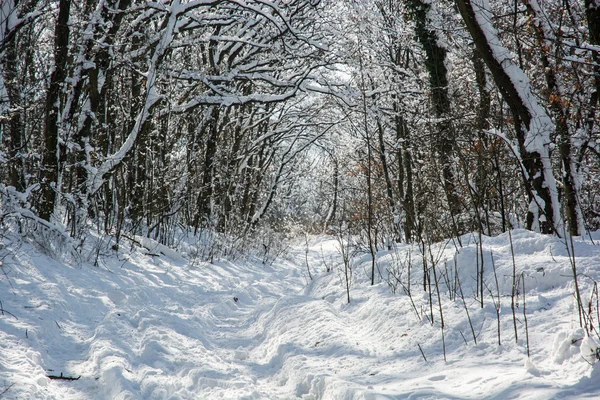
[1,229,600,399]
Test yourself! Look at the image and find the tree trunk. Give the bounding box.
[455,0,560,234]
[524,0,583,236]
[357,36,377,284]
[375,105,397,237]
[472,47,492,233]
[194,107,220,231]
[323,155,338,232]
[586,0,600,118]
[40,0,71,221]
[405,0,460,218]
[395,112,416,242]
[3,22,25,191]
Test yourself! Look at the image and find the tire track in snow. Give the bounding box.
[203,238,414,399]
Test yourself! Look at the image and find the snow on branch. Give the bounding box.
[459,0,562,232]
[87,0,183,195]
[470,0,553,153]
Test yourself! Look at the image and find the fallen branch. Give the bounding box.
[47,373,81,381]
[417,343,427,362]
[0,382,15,398]
[0,300,18,320]
[122,234,142,247]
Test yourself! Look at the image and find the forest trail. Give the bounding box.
[2,232,600,399]
[0,235,337,399]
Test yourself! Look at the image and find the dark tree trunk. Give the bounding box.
[194,107,220,231]
[3,27,25,191]
[223,104,246,225]
[586,0,600,110]
[406,0,460,218]
[472,47,492,233]
[40,0,71,221]
[75,0,133,193]
[129,68,150,225]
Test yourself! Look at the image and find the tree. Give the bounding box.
[0,0,331,245]
[39,0,71,222]
[0,0,41,193]
[455,0,561,234]
[405,0,460,221]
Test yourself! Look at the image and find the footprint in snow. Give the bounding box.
[428,375,446,381]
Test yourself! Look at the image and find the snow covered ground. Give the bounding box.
[1,229,600,399]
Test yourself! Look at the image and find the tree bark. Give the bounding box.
[586,0,600,110]
[40,0,71,221]
[194,107,220,231]
[2,18,25,191]
[405,0,460,218]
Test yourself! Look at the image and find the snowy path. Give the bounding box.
[1,235,317,399]
[2,232,600,399]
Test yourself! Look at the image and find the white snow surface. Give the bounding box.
[2,230,600,399]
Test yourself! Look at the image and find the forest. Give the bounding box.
[1,0,599,252]
[3,1,600,398]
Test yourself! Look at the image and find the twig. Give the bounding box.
[304,233,312,280]
[0,383,15,398]
[459,330,468,346]
[508,229,519,343]
[456,267,477,345]
[0,301,18,320]
[490,250,501,346]
[431,255,446,362]
[0,261,14,291]
[564,227,585,332]
[122,234,142,247]
[522,272,530,358]
[417,343,427,362]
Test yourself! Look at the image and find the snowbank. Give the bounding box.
[0,230,599,399]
